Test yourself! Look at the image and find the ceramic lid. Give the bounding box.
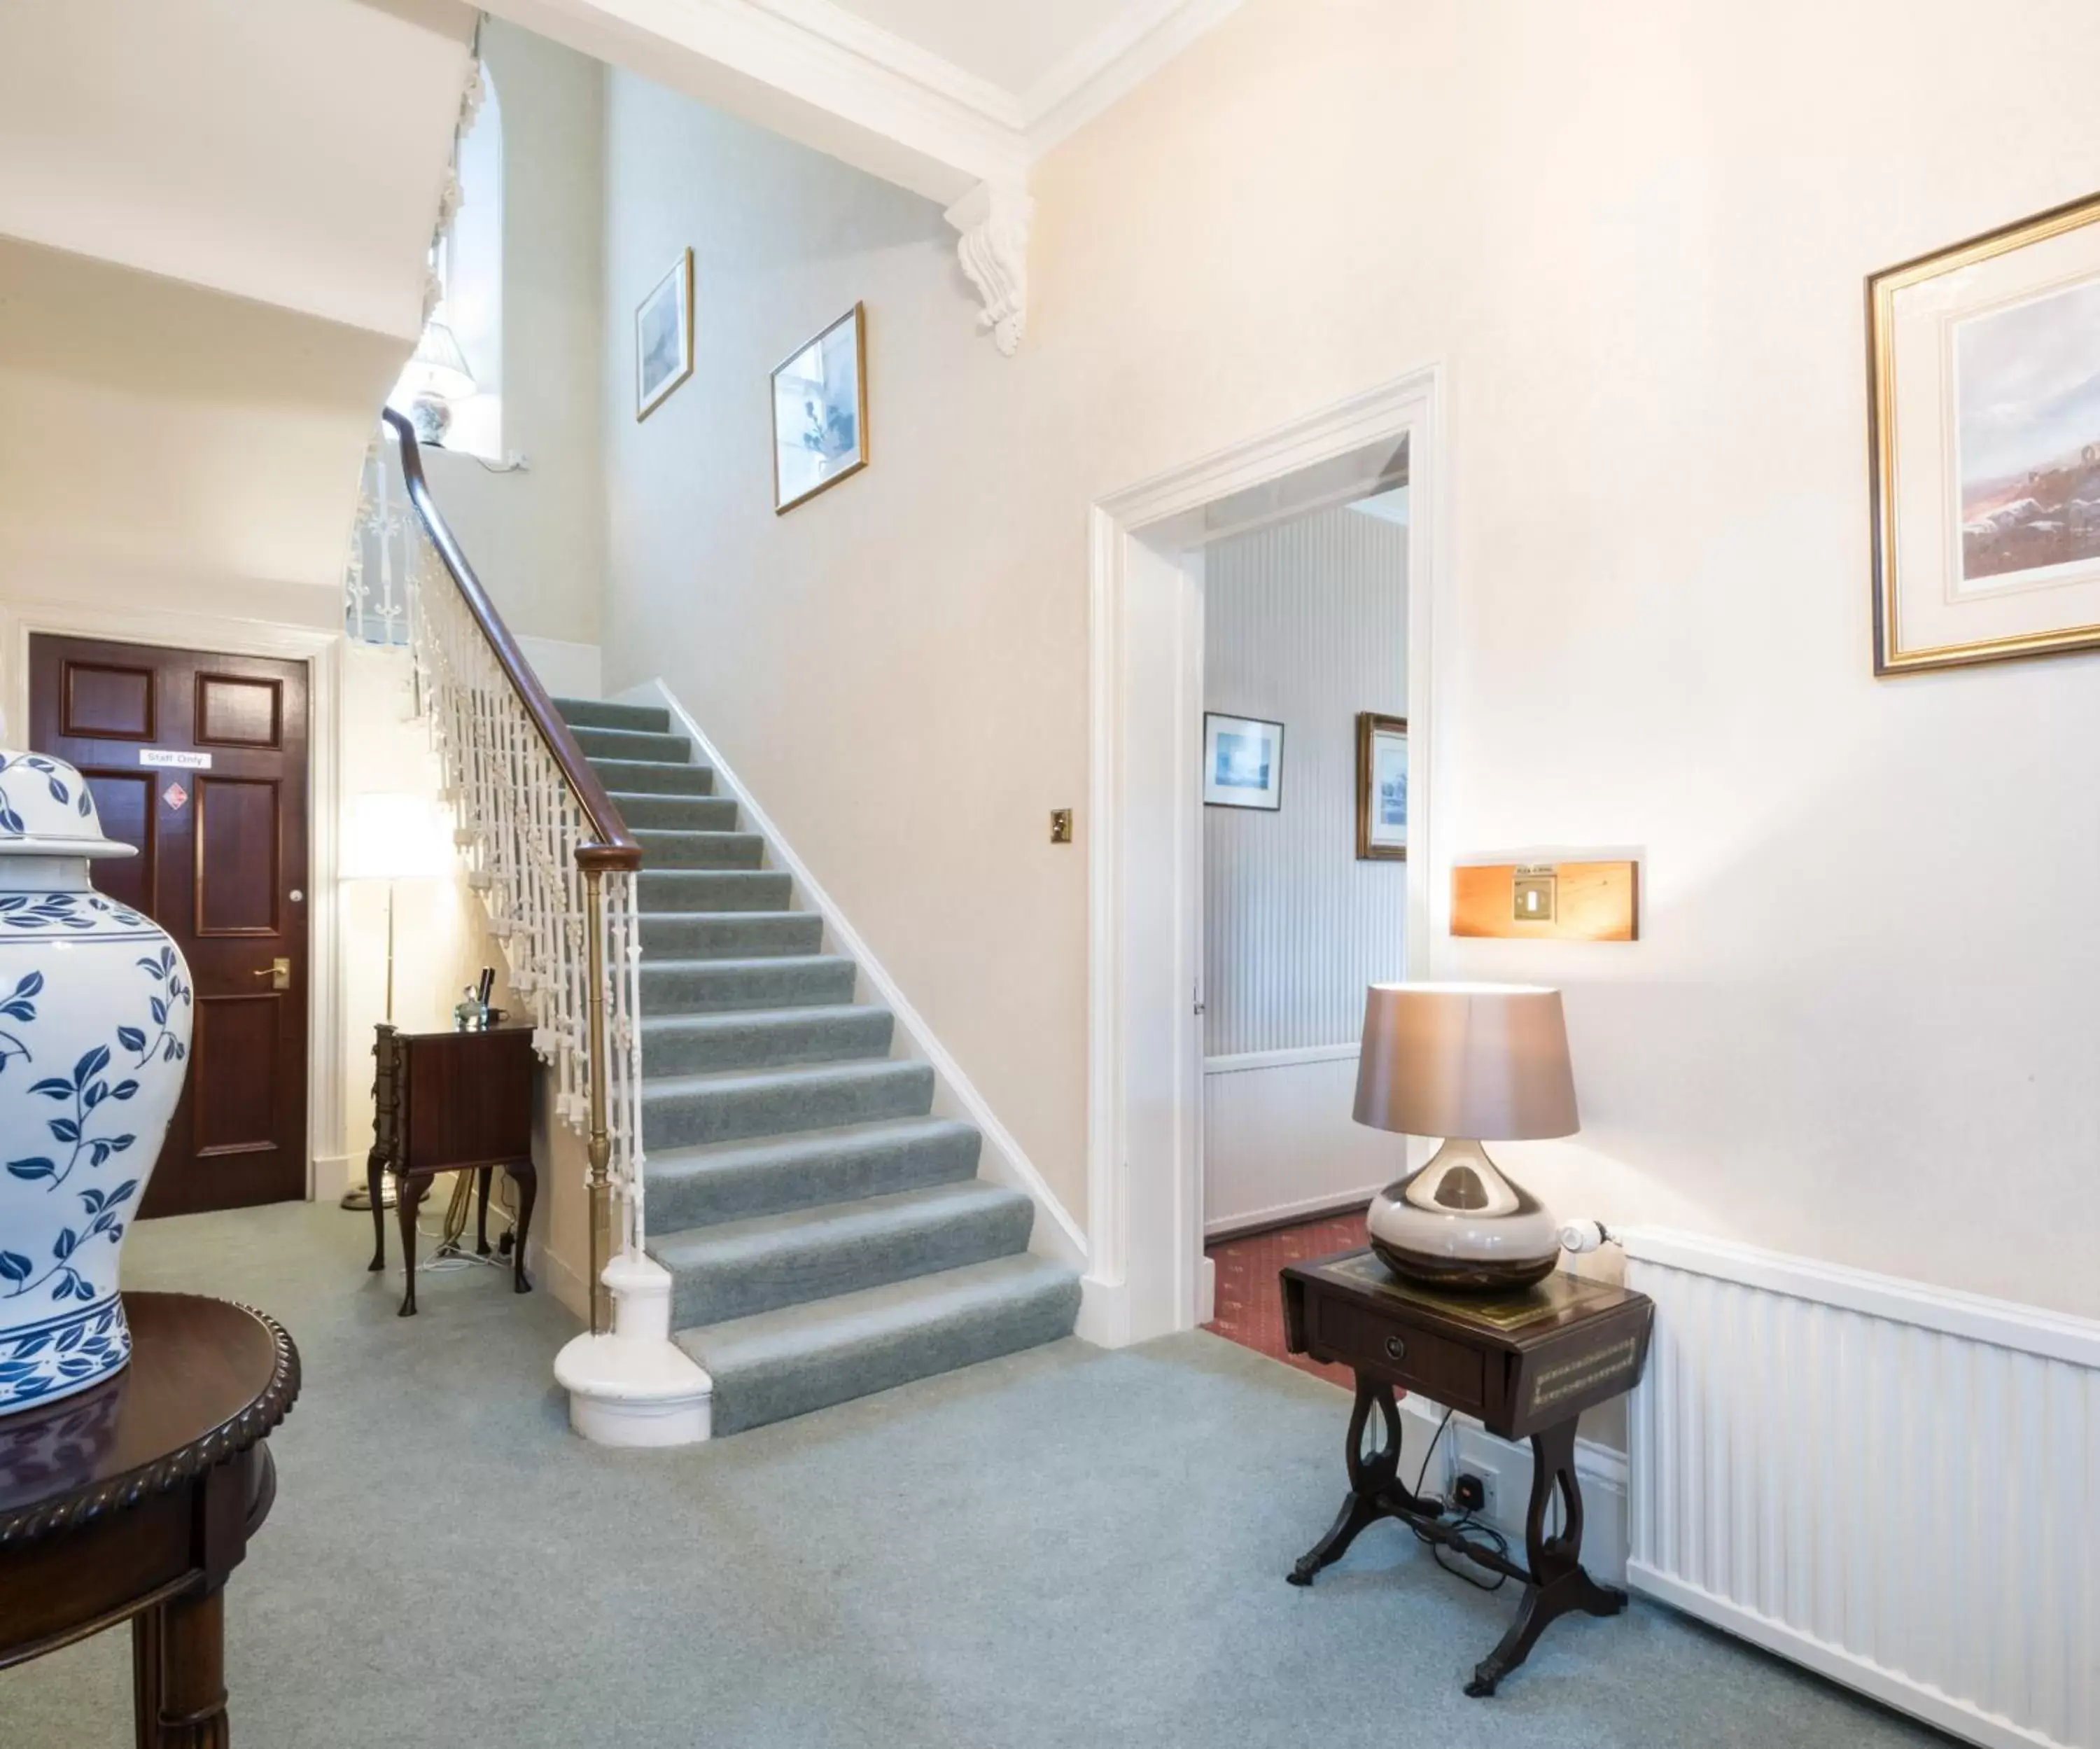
[0,751,136,859]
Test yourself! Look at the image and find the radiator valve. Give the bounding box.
[1557,1217,1615,1255]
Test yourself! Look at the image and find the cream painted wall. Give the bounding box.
[600,70,1090,1215]
[597,0,2100,1323]
[421,20,610,648]
[0,237,404,591]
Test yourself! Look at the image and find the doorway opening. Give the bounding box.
[1196,475,1409,1368]
[28,634,313,1215]
[1083,368,1440,1349]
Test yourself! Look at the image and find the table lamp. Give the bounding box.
[1354,982,1578,1290]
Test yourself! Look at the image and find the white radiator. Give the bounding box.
[1624,1230,2100,1749]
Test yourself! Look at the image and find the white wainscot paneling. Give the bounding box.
[1202,1047,1394,1234]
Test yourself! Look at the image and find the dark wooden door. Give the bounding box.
[29,635,310,1216]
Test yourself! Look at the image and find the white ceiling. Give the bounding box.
[830,0,1140,98]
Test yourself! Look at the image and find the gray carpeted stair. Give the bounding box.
[555,695,1079,1435]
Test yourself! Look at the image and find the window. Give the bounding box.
[388,65,503,459]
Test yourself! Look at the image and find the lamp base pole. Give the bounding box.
[1366,1138,1562,1291]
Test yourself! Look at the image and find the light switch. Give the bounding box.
[1513,871,1557,921]
[1049,809,1073,844]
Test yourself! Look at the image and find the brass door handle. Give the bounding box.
[253,957,291,991]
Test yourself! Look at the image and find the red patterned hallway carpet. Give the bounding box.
[1203,1208,1368,1388]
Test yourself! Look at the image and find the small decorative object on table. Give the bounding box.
[0,1292,298,1743]
[453,966,499,1031]
[1282,1250,1651,1696]
[0,747,192,1416]
[1355,982,1578,1291]
[366,1021,537,1316]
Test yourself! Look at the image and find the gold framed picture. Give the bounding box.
[635,248,693,421]
[771,304,867,514]
[1354,712,1407,860]
[1868,191,2100,674]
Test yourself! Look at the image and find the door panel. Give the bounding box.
[63,661,155,740]
[195,673,282,748]
[194,778,280,935]
[29,635,309,1215]
[192,994,281,1155]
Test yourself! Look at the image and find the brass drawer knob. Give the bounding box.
[1385,1335,1407,1363]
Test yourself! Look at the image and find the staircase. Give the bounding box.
[554,696,1081,1435]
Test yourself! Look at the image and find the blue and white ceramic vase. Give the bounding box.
[0,751,190,1414]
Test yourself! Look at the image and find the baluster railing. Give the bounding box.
[351,410,645,1335]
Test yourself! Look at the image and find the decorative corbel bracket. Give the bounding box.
[944,181,1033,356]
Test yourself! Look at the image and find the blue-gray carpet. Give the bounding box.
[0,1204,1947,1748]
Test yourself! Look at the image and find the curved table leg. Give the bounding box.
[1287,1373,1422,1586]
[1464,1418,1626,1697]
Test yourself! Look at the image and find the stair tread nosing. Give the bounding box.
[645,1116,981,1232]
[641,1003,893,1075]
[676,1253,1082,1435]
[642,1057,926,1099]
[552,697,669,734]
[573,725,691,762]
[654,1178,1026,1266]
[651,1181,1035,1326]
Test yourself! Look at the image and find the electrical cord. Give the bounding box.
[1405,1405,1511,1593]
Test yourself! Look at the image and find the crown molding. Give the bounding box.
[1021,0,1242,156]
[488,0,1242,348]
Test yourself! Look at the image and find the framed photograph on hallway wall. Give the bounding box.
[772,304,868,513]
[635,248,694,421]
[1203,713,1284,810]
[1869,190,2100,673]
[1355,711,1408,859]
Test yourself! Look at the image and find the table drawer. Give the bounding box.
[1313,1297,1486,1413]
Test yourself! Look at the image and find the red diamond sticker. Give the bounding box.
[162,782,188,811]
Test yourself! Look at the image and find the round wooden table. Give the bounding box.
[0,1293,300,1747]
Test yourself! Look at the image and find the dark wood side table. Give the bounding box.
[365,1022,538,1317]
[0,1294,300,1747]
[1282,1249,1652,1696]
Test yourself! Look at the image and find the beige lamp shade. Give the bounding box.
[1354,982,1578,1141]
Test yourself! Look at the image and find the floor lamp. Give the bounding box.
[340,792,451,1211]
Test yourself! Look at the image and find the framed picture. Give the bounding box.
[772,303,868,513]
[1203,713,1284,810]
[1355,712,1408,859]
[1869,190,2100,673]
[635,248,694,421]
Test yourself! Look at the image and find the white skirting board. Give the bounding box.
[1625,1229,2100,1749]
[1202,1045,1393,1234]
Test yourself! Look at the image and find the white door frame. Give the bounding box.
[1081,365,1445,1347]
[0,604,346,1203]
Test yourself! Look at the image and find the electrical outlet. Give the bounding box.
[1454,1469,1498,1521]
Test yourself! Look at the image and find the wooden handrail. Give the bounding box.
[381,408,641,873]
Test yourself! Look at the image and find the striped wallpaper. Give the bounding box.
[1203,503,1408,1058]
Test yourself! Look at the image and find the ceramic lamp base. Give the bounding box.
[1366,1138,1562,1291]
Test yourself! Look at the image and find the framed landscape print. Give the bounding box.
[1355,712,1408,860]
[772,303,867,513]
[635,248,694,421]
[1203,713,1284,810]
[1869,191,2100,673]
